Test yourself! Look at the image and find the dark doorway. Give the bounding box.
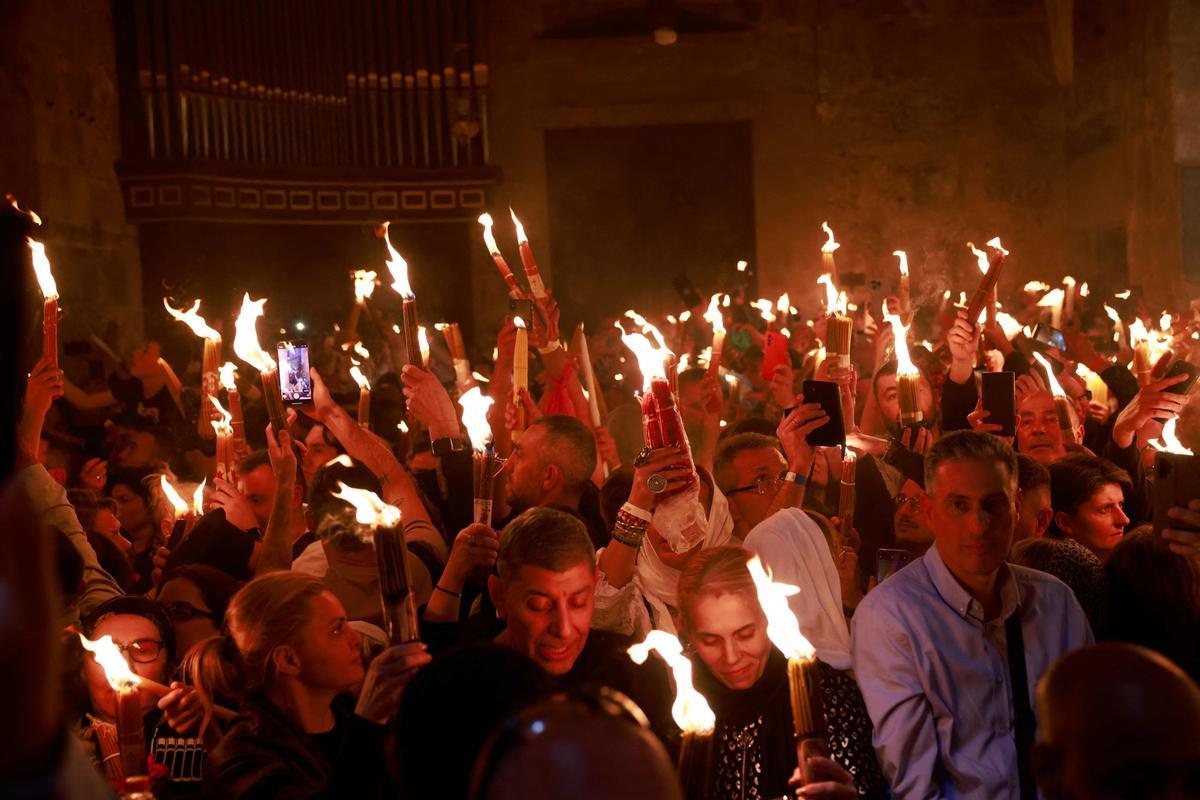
[544,121,756,329]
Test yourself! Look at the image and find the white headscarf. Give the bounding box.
[743,507,852,669]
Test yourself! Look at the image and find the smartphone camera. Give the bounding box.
[277,340,312,406]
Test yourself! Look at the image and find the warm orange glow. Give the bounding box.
[509,208,529,245]
[750,299,776,324]
[380,221,414,300]
[836,290,849,316]
[192,479,206,517]
[326,454,354,469]
[627,631,716,734]
[777,292,791,314]
[883,309,919,378]
[160,474,189,517]
[1115,290,1132,300]
[746,555,816,661]
[985,236,1009,256]
[349,362,371,391]
[1032,351,1069,399]
[817,273,839,313]
[623,309,669,351]
[331,482,402,529]
[894,250,909,277]
[512,315,527,330]
[1025,281,1051,293]
[968,242,988,275]
[210,395,233,434]
[218,362,238,392]
[1079,282,1090,297]
[418,326,430,363]
[820,222,840,254]
[28,238,59,300]
[459,386,495,452]
[617,321,669,394]
[1037,288,1065,309]
[232,293,277,375]
[353,269,377,302]
[79,634,142,692]
[995,311,1023,339]
[478,213,501,256]
[1150,416,1194,456]
[163,298,221,341]
[353,342,370,361]
[736,260,748,272]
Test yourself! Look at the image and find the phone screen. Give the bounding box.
[876,548,910,584]
[801,380,846,447]
[761,331,790,382]
[1033,323,1067,352]
[508,298,533,324]
[277,341,312,405]
[1164,359,1199,396]
[981,371,1016,437]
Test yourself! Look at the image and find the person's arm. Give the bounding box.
[597,447,685,589]
[851,604,942,800]
[761,402,829,518]
[60,378,117,411]
[254,425,297,575]
[422,523,498,622]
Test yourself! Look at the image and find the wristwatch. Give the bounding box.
[430,436,469,457]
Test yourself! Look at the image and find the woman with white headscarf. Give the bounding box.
[593,450,733,639]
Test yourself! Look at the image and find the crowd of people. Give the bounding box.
[5,225,1200,800]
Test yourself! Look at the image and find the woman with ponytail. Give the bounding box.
[196,572,429,798]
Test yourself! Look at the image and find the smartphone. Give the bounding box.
[672,275,704,310]
[276,340,312,406]
[1153,451,1200,551]
[876,548,910,584]
[508,298,533,324]
[761,331,790,382]
[1163,359,1199,396]
[801,380,846,447]
[981,371,1016,437]
[1031,323,1067,353]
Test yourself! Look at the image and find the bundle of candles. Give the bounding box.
[332,483,421,645]
[209,396,235,482]
[232,293,287,432]
[703,293,726,378]
[218,362,247,457]
[884,309,925,427]
[838,450,856,545]
[163,298,223,440]
[817,273,853,369]
[747,556,827,781]
[161,474,204,550]
[964,238,1008,324]
[439,322,473,393]
[1032,352,1081,445]
[618,314,707,553]
[460,386,499,526]
[627,631,717,798]
[380,221,424,368]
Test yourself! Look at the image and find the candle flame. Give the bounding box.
[820,222,840,254]
[986,237,1009,256]
[746,555,815,661]
[458,386,495,452]
[219,362,238,391]
[192,479,206,517]
[777,292,790,314]
[331,482,401,529]
[326,454,354,469]
[995,311,1023,339]
[380,221,415,300]
[703,294,725,336]
[894,250,908,277]
[398,420,410,434]
[623,310,669,351]
[1160,312,1173,332]
[750,299,776,324]
[1150,416,1194,455]
[232,293,278,375]
[627,630,716,734]
[1115,290,1132,300]
[353,269,377,302]
[210,395,233,434]
[680,310,692,322]
[163,298,221,341]
[837,290,849,316]
[418,326,430,362]
[736,260,748,272]
[513,315,527,330]
[1025,281,1051,293]
[616,321,669,394]
[79,634,142,692]
[509,208,529,245]
[353,342,370,361]
[1031,351,1069,399]
[817,273,839,313]
[349,362,371,391]
[883,308,920,377]
[160,474,190,517]
[967,242,988,275]
[28,238,59,300]
[1063,275,1077,288]
[1079,282,1090,297]
[478,213,505,261]
[1037,288,1065,309]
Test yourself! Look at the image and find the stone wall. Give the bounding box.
[1,0,143,356]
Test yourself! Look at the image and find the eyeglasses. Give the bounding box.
[96,638,166,664]
[162,602,215,623]
[725,475,782,497]
[894,494,923,511]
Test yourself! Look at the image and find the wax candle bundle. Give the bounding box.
[638,377,707,553]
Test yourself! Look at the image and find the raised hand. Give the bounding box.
[401,365,460,440]
[354,642,432,724]
[79,457,109,492]
[776,401,831,476]
[1111,373,1188,449]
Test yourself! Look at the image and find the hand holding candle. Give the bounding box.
[232,292,286,433]
[1032,351,1081,445]
[28,236,60,369]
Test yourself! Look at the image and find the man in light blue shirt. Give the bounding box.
[852,430,1093,799]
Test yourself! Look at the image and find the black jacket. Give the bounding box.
[203,690,389,800]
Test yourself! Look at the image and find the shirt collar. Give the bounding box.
[924,544,1021,623]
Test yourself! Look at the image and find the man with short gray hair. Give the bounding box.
[852,430,1092,799]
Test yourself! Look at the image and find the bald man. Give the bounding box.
[470,695,682,800]
[1034,643,1200,800]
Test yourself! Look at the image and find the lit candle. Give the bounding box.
[232,292,286,433]
[1062,276,1077,322]
[1077,363,1108,408]
[885,309,924,427]
[747,556,826,783]
[894,250,911,318]
[160,473,193,549]
[460,386,498,525]
[703,293,726,379]
[838,450,856,543]
[332,484,420,645]
[440,322,474,393]
[346,268,377,341]
[512,315,529,441]
[79,634,153,781]
[28,236,60,368]
[350,362,371,429]
[164,298,223,440]
[1038,288,1066,329]
[417,325,430,368]
[820,221,840,283]
[818,274,853,369]
[1032,351,1081,444]
[965,238,1008,325]
[478,213,525,298]
[574,322,604,428]
[219,362,246,457]
[509,208,547,299]
[381,221,424,368]
[777,292,792,331]
[967,242,996,327]
[209,396,234,481]
[1149,418,1194,508]
[1129,319,1157,388]
[628,631,716,798]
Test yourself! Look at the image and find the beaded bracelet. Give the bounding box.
[615,509,651,534]
[620,502,653,522]
[612,521,647,548]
